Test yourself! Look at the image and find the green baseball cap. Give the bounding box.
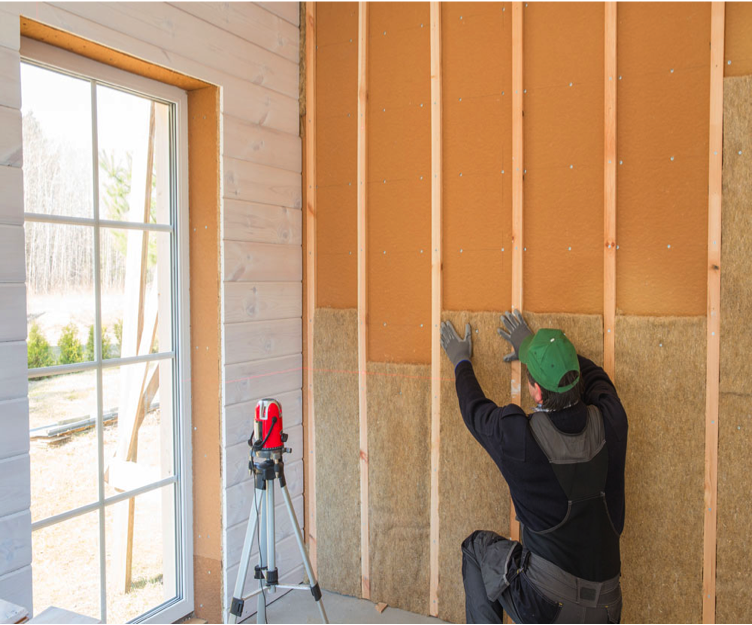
[519,328,580,393]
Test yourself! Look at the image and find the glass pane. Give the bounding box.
[30,370,99,522]
[106,484,177,622]
[26,222,97,368]
[97,85,171,225]
[21,63,93,218]
[100,228,173,357]
[32,510,101,620]
[103,359,175,501]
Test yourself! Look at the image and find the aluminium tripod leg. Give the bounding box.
[257,491,267,625]
[228,487,262,624]
[280,483,329,624]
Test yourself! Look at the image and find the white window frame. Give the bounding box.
[20,37,193,625]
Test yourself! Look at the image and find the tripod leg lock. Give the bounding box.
[254,565,265,580]
[311,582,322,602]
[266,568,279,585]
[229,597,244,617]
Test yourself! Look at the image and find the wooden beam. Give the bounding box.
[429,1,442,617]
[304,0,318,575]
[357,0,371,600]
[509,1,523,545]
[703,3,725,623]
[604,2,617,379]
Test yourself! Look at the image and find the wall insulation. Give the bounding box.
[309,2,751,623]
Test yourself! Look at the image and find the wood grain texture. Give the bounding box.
[224,240,302,282]
[224,157,302,208]
[510,1,523,545]
[0,106,22,167]
[429,1,441,617]
[604,2,617,379]
[257,2,300,27]
[51,2,299,98]
[0,510,31,577]
[704,5,725,622]
[223,282,302,325]
[0,342,26,402]
[0,454,30,518]
[225,389,302,448]
[223,115,302,173]
[224,318,302,366]
[0,7,21,51]
[357,0,370,600]
[224,200,301,246]
[304,0,318,576]
[0,398,29,461]
[170,2,300,63]
[0,47,20,109]
[0,284,25,342]
[224,353,303,407]
[0,165,23,226]
[0,565,32,614]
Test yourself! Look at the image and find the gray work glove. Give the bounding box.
[440,320,472,367]
[497,309,532,362]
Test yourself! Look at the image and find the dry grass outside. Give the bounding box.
[30,370,174,623]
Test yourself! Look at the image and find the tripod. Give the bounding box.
[227,446,328,624]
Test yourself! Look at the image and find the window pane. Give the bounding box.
[103,359,175,501]
[97,86,171,225]
[106,484,177,622]
[100,228,173,357]
[33,510,101,620]
[21,63,93,218]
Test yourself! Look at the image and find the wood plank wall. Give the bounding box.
[0,3,303,622]
[0,3,32,613]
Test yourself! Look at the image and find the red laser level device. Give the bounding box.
[253,398,286,451]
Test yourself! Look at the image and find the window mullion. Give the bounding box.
[90,78,108,625]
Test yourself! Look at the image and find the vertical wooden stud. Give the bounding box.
[704,3,724,622]
[509,1,524,544]
[304,0,318,574]
[429,1,442,617]
[357,0,371,600]
[604,2,617,380]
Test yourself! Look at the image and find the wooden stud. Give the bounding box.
[304,0,318,575]
[357,0,371,600]
[703,3,724,623]
[604,2,617,380]
[428,2,442,617]
[509,1,523,545]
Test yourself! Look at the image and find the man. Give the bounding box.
[440,311,628,624]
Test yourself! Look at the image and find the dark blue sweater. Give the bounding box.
[454,355,628,535]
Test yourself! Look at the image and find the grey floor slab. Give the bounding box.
[246,589,449,624]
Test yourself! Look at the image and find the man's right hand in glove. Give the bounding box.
[441,320,472,368]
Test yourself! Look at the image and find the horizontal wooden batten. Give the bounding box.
[48,2,299,98]
[0,342,26,402]
[0,454,30,518]
[223,199,302,246]
[257,2,300,27]
[223,318,303,367]
[225,494,304,570]
[0,47,20,109]
[0,566,31,614]
[0,7,21,51]
[224,157,302,209]
[225,459,304,527]
[225,424,303,488]
[224,389,302,448]
[223,114,302,174]
[224,240,302,283]
[0,284,25,342]
[0,166,23,226]
[0,105,21,167]
[15,4,299,134]
[0,226,27,283]
[224,353,303,407]
[170,2,300,64]
[223,281,302,325]
[0,399,29,462]
[0,510,30,578]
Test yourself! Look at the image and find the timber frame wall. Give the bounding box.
[305,2,752,623]
[0,3,304,623]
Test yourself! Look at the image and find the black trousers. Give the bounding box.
[462,531,523,624]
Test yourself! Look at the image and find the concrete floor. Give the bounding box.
[247,589,448,624]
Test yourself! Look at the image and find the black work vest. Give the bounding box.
[520,405,621,583]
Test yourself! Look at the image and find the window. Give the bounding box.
[21,39,192,624]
